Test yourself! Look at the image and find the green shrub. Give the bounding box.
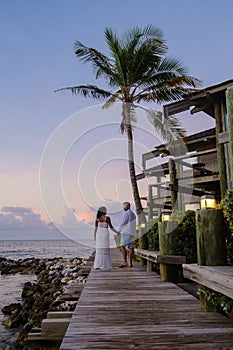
[172,210,197,263]
[146,219,159,251]
[197,288,233,318]
[223,189,233,230]
[145,210,197,263]
[222,189,233,265]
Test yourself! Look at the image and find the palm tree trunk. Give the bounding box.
[124,104,148,250]
[126,123,143,215]
[126,123,148,250]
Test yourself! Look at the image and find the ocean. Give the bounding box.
[0,240,94,349]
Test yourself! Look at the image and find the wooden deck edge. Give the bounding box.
[183,264,233,299]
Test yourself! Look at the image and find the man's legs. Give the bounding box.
[129,247,134,267]
[120,245,127,266]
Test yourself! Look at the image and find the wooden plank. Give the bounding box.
[41,318,70,337]
[158,255,186,264]
[24,337,61,349]
[59,249,233,349]
[183,264,233,299]
[134,248,186,264]
[134,248,160,263]
[47,311,73,319]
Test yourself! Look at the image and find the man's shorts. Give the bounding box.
[120,234,134,249]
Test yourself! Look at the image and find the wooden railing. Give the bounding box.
[134,248,186,283]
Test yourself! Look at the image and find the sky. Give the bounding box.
[0,0,232,241]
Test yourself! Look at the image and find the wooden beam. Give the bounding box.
[147,182,215,197]
[136,172,145,181]
[218,131,229,144]
[179,174,219,186]
[174,148,217,161]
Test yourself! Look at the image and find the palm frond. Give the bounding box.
[102,91,122,109]
[105,28,127,85]
[123,25,164,46]
[144,107,186,143]
[55,84,112,100]
[132,55,201,98]
[74,41,118,85]
[135,84,199,103]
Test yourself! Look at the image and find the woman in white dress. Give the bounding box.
[94,206,119,270]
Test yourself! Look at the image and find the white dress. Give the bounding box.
[94,221,112,270]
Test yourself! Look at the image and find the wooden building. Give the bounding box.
[139,79,233,222]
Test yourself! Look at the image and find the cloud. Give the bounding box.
[55,207,94,245]
[0,206,57,231]
[0,202,137,243]
[2,206,34,215]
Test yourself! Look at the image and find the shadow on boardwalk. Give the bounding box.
[60,248,233,349]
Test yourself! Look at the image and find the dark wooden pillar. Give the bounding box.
[169,158,178,210]
[158,221,182,283]
[196,209,227,266]
[226,87,233,186]
[148,185,153,224]
[196,209,227,311]
[214,102,227,198]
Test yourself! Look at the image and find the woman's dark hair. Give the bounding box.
[97,206,107,219]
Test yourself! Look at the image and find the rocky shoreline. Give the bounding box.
[0,254,94,349]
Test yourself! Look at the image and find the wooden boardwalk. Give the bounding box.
[60,249,233,349]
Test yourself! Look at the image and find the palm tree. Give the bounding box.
[56,25,200,222]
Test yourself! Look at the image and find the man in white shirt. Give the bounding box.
[118,201,136,268]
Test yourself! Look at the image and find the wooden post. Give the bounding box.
[196,209,227,311]
[147,260,153,272]
[148,185,153,224]
[226,88,233,187]
[138,215,148,265]
[169,159,177,210]
[196,209,227,266]
[158,221,182,283]
[226,87,233,186]
[214,102,227,198]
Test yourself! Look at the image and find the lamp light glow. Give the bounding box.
[161,210,172,222]
[200,195,216,210]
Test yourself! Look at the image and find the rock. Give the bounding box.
[3,313,23,328]
[1,254,93,345]
[2,303,22,316]
[21,281,42,298]
[61,276,72,283]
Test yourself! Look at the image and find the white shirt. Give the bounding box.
[118,208,136,235]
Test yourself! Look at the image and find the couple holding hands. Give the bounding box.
[93,201,136,269]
